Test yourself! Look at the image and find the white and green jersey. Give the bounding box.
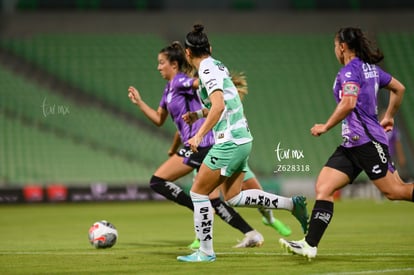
[198,57,253,145]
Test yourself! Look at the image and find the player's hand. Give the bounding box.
[310,124,327,137]
[380,116,394,132]
[128,86,142,105]
[187,135,202,152]
[182,112,198,125]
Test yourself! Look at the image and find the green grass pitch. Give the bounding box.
[0,199,413,274]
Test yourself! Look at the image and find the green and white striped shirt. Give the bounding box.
[198,57,253,145]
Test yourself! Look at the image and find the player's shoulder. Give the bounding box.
[339,58,362,81]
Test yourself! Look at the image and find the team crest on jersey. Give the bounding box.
[166,92,172,103]
[342,82,359,96]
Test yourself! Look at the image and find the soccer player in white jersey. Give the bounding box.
[177,24,309,262]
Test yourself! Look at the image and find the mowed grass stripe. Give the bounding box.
[0,200,412,275]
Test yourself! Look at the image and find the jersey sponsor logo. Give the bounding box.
[351,135,360,141]
[372,164,382,174]
[205,79,218,90]
[372,141,387,163]
[203,69,210,74]
[166,92,172,103]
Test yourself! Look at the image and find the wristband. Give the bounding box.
[196,109,203,119]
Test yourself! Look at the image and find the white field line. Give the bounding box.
[310,267,414,275]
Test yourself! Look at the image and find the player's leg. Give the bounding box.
[225,178,309,234]
[372,170,414,201]
[280,145,356,260]
[150,154,194,210]
[207,186,264,248]
[242,176,291,236]
[177,163,222,262]
[280,166,349,260]
[354,141,414,202]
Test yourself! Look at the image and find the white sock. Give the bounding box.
[227,189,293,210]
[190,191,214,255]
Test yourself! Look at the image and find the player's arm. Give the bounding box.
[168,131,182,156]
[128,86,168,126]
[311,82,358,136]
[188,90,224,152]
[182,108,209,125]
[380,77,405,132]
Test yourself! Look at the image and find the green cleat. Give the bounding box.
[188,238,200,250]
[262,217,292,236]
[177,250,216,262]
[291,196,309,234]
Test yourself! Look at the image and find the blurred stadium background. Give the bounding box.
[0,0,413,203]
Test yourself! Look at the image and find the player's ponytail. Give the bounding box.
[337,27,384,64]
[231,71,248,100]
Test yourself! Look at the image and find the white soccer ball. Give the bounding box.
[88,220,118,249]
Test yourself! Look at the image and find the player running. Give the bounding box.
[280,27,414,260]
[128,41,292,249]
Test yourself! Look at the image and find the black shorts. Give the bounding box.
[176,145,212,170]
[325,141,395,183]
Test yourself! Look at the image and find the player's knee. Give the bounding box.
[149,175,166,191]
[226,193,243,207]
[382,189,401,201]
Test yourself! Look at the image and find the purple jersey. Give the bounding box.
[159,72,214,147]
[333,58,392,147]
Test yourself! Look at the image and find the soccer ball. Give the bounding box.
[88,220,118,249]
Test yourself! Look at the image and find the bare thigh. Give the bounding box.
[221,171,245,201]
[315,166,350,201]
[242,177,262,190]
[154,154,194,181]
[191,163,225,195]
[372,170,413,201]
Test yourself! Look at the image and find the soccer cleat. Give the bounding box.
[279,238,317,261]
[291,196,309,234]
[177,250,216,262]
[262,217,292,236]
[234,230,264,248]
[188,238,200,250]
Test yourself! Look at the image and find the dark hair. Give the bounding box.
[337,27,384,64]
[185,24,211,57]
[159,41,193,75]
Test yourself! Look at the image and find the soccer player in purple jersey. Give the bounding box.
[280,27,414,260]
[128,41,288,249]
